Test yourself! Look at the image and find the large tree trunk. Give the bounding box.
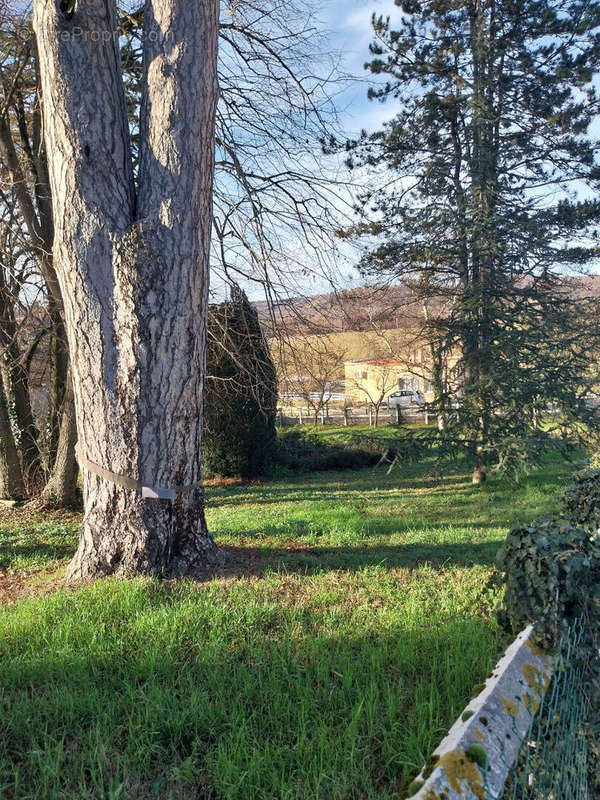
[0,381,26,501]
[38,374,79,508]
[34,0,222,580]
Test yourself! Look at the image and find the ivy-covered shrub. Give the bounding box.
[496,519,600,648]
[558,468,600,530]
[498,467,600,642]
[203,287,277,479]
[275,429,379,473]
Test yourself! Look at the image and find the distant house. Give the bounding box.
[344,354,435,407]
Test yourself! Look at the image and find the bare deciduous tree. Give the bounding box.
[276,335,346,426]
[0,8,77,505]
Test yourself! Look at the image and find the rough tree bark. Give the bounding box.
[33,0,222,579]
[0,353,40,480]
[38,373,79,508]
[0,380,25,500]
[47,298,68,465]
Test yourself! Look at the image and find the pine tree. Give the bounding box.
[204,287,277,478]
[351,0,600,481]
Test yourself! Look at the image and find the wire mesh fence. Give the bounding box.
[501,616,592,800]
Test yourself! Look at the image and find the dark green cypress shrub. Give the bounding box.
[203,286,277,478]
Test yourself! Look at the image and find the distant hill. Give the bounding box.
[258,284,435,337]
[258,275,600,338]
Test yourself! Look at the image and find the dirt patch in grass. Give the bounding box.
[0,566,67,605]
[204,475,273,488]
[0,541,309,605]
[0,505,81,527]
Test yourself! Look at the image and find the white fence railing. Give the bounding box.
[277,408,431,427]
[409,626,553,800]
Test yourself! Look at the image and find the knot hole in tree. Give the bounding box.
[59,1,76,20]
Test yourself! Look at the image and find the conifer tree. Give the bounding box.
[204,287,277,479]
[350,0,600,481]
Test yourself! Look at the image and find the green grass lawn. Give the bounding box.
[0,444,584,800]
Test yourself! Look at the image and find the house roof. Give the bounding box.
[344,357,410,367]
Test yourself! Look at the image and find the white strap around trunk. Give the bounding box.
[75,444,200,501]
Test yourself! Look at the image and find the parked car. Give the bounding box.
[386,389,425,408]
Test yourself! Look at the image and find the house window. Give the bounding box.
[355,370,368,380]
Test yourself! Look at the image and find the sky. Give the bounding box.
[247,0,600,300]
[321,0,402,135]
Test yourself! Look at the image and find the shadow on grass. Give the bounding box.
[219,539,502,577]
[0,537,77,571]
[206,467,573,509]
[206,474,474,505]
[0,592,500,800]
[0,516,501,582]
[207,484,476,509]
